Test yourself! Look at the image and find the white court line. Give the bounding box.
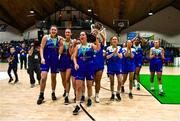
[0,72,13,81]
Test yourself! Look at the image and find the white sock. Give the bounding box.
[112,91,115,95]
[82,92,85,96]
[76,101,80,106]
[129,90,132,93]
[95,93,99,97]
[159,84,163,92]
[151,82,154,87]
[65,92,69,97]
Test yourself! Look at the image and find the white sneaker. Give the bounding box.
[31,84,35,88]
[95,95,100,103]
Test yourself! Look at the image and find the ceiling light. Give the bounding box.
[88,9,92,12]
[148,10,153,16]
[30,10,35,14]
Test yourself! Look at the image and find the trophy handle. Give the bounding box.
[91,24,95,33]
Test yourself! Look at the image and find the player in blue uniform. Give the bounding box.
[121,40,136,99]
[73,31,100,115]
[59,29,74,105]
[71,39,86,103]
[7,46,19,83]
[71,39,79,102]
[149,40,165,96]
[93,30,106,103]
[133,38,143,90]
[37,25,62,105]
[106,36,122,101]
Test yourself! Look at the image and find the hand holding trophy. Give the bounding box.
[91,22,106,45]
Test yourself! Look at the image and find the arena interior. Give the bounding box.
[0,0,180,121]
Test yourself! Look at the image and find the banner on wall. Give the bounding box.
[140,32,154,40]
[127,32,137,40]
[127,32,154,41]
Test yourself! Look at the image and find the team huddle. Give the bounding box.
[33,25,165,115]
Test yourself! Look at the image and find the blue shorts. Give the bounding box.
[135,56,143,68]
[122,65,135,74]
[94,66,104,73]
[59,55,73,72]
[71,66,77,77]
[150,62,163,72]
[75,61,94,81]
[40,57,59,73]
[107,70,121,75]
[135,61,142,68]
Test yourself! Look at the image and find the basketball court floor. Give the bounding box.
[0,63,180,121]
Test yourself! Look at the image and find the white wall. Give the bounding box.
[103,24,117,42]
[0,20,23,42]
[23,23,117,42]
[23,25,39,39]
[120,6,180,47]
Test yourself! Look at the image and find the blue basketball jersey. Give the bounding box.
[150,47,163,72]
[94,43,104,71]
[122,47,136,72]
[106,46,122,72]
[133,45,143,67]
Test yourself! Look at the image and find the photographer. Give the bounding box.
[20,43,28,69]
[27,40,41,88]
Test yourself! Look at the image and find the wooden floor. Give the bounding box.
[0,63,180,121]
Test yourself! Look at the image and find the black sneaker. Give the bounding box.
[116,93,121,101]
[37,94,44,105]
[128,93,133,99]
[87,99,92,107]
[64,97,69,105]
[14,80,19,84]
[137,84,140,90]
[73,105,80,115]
[81,95,85,103]
[159,91,165,96]
[8,78,13,83]
[63,90,66,97]
[52,92,57,100]
[137,87,140,90]
[110,94,115,100]
[121,86,125,93]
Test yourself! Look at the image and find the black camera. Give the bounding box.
[87,33,96,43]
[34,40,40,47]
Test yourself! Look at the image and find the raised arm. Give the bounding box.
[99,32,106,45]
[92,38,100,51]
